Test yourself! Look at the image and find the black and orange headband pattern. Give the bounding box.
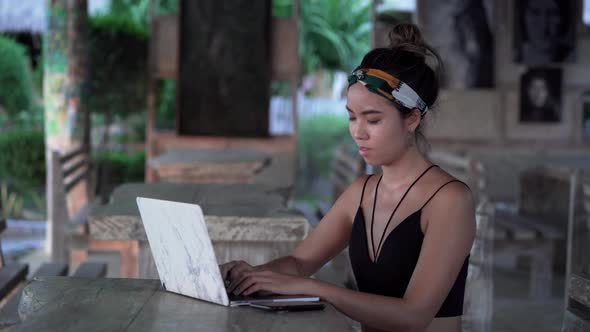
[348,68,429,116]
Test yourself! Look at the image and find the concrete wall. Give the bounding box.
[417,0,590,148]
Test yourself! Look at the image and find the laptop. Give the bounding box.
[136,197,320,307]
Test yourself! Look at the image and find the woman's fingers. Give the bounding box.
[243,282,272,296]
[228,270,256,294]
[219,261,237,281]
[227,262,257,292]
[220,261,250,282]
[219,261,243,280]
[233,273,272,295]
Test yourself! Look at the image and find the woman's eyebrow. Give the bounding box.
[346,106,383,115]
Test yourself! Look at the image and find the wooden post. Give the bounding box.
[46,150,68,261]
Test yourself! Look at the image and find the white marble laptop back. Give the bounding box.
[136,197,230,306]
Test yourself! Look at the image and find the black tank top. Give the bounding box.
[348,166,470,317]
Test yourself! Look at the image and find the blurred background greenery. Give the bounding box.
[0,0,371,218]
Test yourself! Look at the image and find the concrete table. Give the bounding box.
[10,277,354,332]
[149,148,272,184]
[88,182,310,278]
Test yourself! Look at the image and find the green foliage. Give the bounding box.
[109,0,150,30]
[273,0,293,17]
[0,183,46,219]
[153,0,179,15]
[0,36,35,116]
[1,104,45,131]
[86,14,148,120]
[90,11,148,39]
[93,150,145,184]
[299,0,371,74]
[107,0,178,30]
[297,113,353,178]
[156,79,176,130]
[271,81,291,97]
[0,183,24,219]
[86,0,179,123]
[0,129,46,189]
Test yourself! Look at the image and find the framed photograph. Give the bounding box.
[422,0,494,89]
[514,0,576,65]
[519,67,562,123]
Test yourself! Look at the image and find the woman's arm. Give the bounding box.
[221,176,369,290]
[236,182,475,331]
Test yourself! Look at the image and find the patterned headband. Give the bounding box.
[347,68,429,116]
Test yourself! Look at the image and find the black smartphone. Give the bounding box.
[249,301,326,312]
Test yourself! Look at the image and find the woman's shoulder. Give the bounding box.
[421,169,476,236]
[424,167,474,212]
[332,174,375,211]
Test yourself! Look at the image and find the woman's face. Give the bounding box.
[524,0,562,53]
[527,77,549,108]
[346,83,417,166]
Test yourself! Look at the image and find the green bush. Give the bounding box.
[0,36,34,116]
[156,79,176,130]
[93,150,145,183]
[0,129,46,188]
[86,14,148,121]
[273,0,293,17]
[92,150,145,201]
[89,12,148,39]
[297,113,352,178]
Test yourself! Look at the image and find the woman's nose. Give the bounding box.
[351,122,368,140]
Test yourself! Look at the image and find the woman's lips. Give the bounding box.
[359,147,370,156]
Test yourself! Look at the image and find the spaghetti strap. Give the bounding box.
[420,180,469,210]
[371,164,438,261]
[359,175,374,206]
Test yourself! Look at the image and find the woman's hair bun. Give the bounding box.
[388,23,442,72]
[388,23,429,60]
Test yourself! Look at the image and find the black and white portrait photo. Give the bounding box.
[514,0,576,65]
[423,0,494,89]
[520,68,562,123]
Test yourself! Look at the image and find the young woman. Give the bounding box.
[221,23,475,332]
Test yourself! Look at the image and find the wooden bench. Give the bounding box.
[47,146,136,277]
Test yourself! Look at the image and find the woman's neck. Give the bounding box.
[378,147,432,192]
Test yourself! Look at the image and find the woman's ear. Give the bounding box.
[405,109,422,133]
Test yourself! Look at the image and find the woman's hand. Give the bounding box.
[233,270,313,296]
[219,260,258,293]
